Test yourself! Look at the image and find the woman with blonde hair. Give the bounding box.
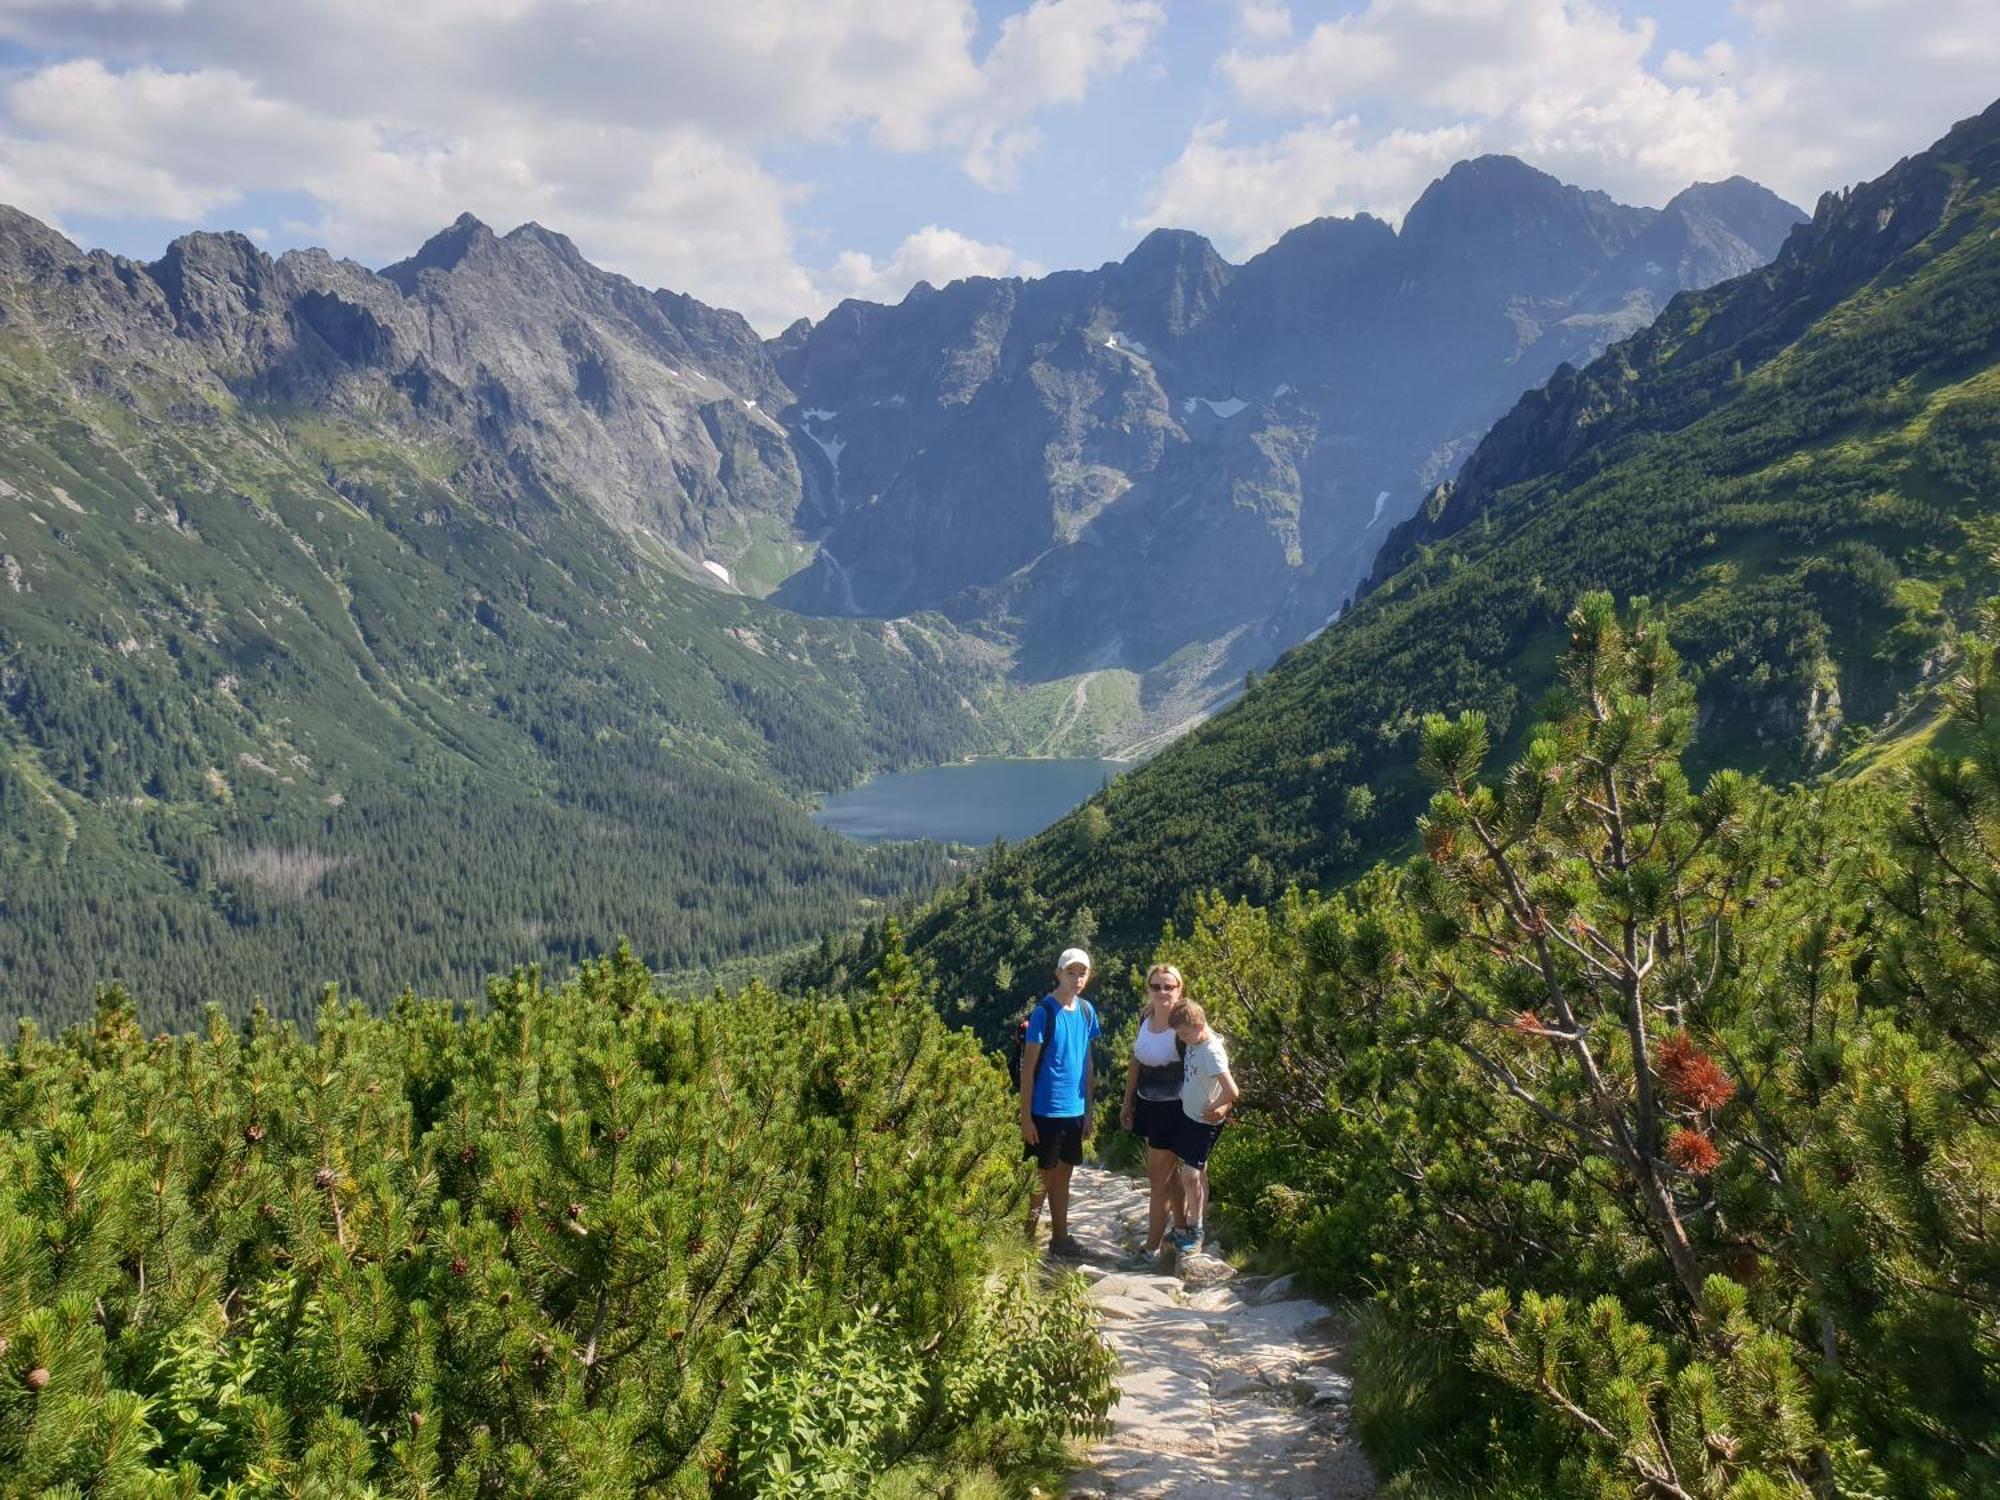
[1118,962,1192,1261]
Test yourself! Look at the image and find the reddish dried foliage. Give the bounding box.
[1668,1129,1722,1174]
[1655,1032,1736,1111]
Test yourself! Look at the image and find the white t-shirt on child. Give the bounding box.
[1180,1032,1231,1122]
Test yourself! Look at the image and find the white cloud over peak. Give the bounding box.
[824,226,1044,306]
[1139,116,1477,253]
[0,0,1159,326]
[1138,0,2000,260]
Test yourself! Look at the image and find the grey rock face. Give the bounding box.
[0,208,807,592]
[772,159,1803,725]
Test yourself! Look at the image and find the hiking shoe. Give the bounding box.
[1170,1226,1202,1254]
[1122,1245,1162,1269]
[1048,1234,1088,1261]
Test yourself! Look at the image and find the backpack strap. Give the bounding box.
[1027,994,1064,1096]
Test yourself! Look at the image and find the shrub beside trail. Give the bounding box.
[0,946,1114,1496]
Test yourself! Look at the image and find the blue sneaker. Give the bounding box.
[1170,1225,1202,1254]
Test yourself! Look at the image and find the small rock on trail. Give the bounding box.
[1052,1165,1377,1498]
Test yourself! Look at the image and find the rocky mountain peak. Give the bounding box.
[378,212,499,292]
[502,220,589,271]
[1401,154,1642,268]
[1120,226,1222,273]
[1241,213,1396,280]
[1404,155,1568,227]
[1780,95,2000,276]
[1666,175,1798,226]
[147,230,281,330]
[1113,227,1231,339]
[0,204,81,279]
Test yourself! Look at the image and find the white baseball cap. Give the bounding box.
[1057,947,1092,973]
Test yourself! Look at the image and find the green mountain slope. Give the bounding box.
[884,98,2000,1026]
[0,230,1009,1027]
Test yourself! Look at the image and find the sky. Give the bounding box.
[0,0,1995,333]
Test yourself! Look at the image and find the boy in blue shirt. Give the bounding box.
[1018,947,1101,1259]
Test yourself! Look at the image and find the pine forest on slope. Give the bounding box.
[855,97,2000,1035]
[0,152,1797,1025]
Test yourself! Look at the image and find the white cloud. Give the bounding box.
[1138,0,2000,259]
[1139,116,1477,254]
[1235,2,1292,46]
[0,0,1162,326]
[824,225,1043,305]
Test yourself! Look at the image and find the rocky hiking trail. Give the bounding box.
[1054,1165,1378,1498]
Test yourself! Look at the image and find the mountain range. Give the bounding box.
[873,97,2000,1027]
[0,150,1805,1019]
[773,162,1801,735]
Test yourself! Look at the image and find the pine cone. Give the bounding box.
[314,1166,336,1190]
[450,1255,470,1278]
[459,1144,477,1164]
[25,1367,48,1391]
[243,1122,265,1145]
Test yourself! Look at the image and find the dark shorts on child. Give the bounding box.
[1176,1114,1226,1169]
[1024,1114,1085,1169]
[1132,1095,1181,1152]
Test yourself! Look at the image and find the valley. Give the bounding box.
[0,148,1799,1025]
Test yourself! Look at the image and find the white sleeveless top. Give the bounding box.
[1133,1014,1179,1064]
[1133,1014,1181,1100]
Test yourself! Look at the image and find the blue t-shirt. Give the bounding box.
[1025,993,1100,1118]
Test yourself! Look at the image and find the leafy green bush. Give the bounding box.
[0,941,1114,1496]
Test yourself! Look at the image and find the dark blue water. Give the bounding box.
[813,758,1125,844]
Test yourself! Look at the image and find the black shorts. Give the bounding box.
[1132,1095,1182,1152]
[1025,1114,1085,1169]
[1176,1115,1226,1170]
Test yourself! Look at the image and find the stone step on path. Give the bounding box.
[1050,1165,1376,1499]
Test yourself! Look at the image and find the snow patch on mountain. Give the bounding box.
[1183,396,1248,419]
[798,412,847,479]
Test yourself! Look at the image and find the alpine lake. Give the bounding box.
[812,757,1127,845]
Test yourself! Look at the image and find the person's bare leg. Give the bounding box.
[1145,1147,1177,1250]
[1025,1179,1045,1239]
[1179,1163,1208,1239]
[1044,1161,1074,1240]
[1168,1160,1188,1232]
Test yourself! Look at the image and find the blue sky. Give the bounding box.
[0,1,1994,330]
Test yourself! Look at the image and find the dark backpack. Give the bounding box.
[1009,994,1098,1097]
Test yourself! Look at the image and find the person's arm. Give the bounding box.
[1204,1067,1240,1123]
[1119,1053,1139,1129]
[1019,1040,1041,1143]
[1082,1046,1097,1138]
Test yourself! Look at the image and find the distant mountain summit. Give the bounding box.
[774,160,1802,725]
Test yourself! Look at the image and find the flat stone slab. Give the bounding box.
[1062,1164,1378,1497]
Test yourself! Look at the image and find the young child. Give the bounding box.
[1168,998,1239,1255]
